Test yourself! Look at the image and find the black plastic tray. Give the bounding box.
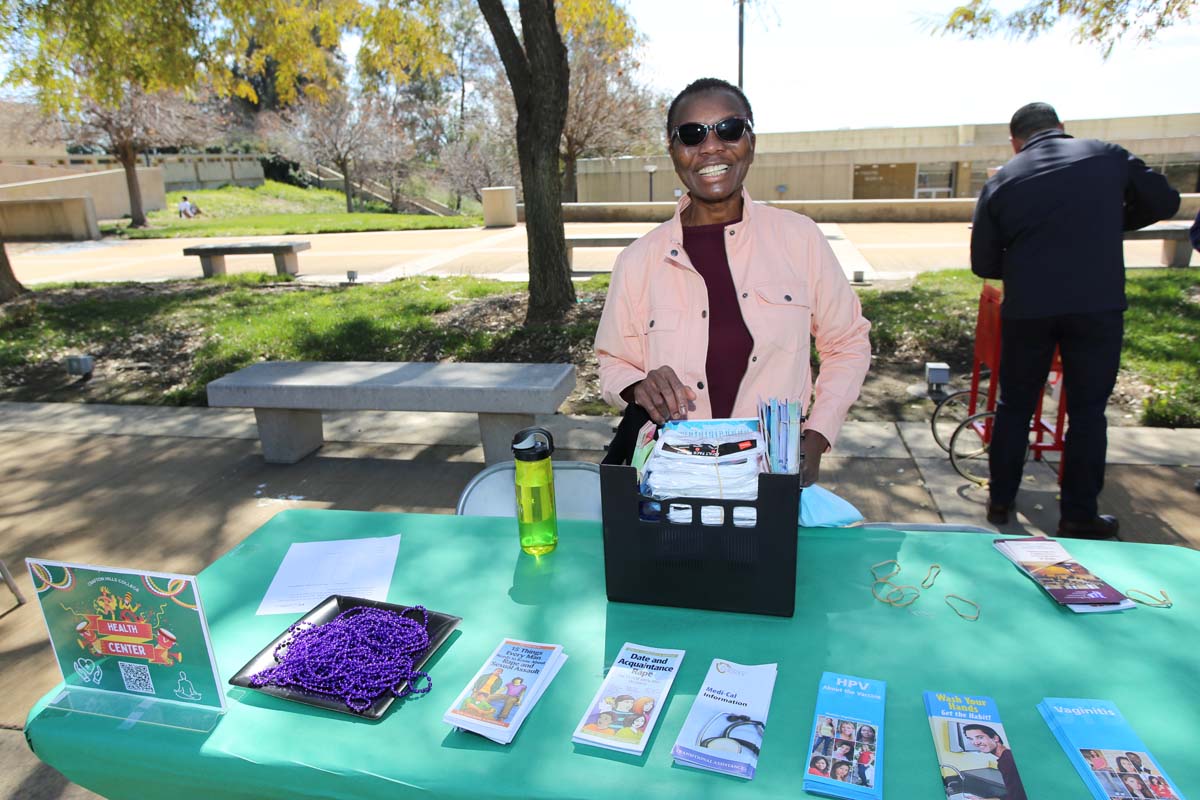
[229,595,460,719]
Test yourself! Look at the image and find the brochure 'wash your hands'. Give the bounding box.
[923,692,1028,800]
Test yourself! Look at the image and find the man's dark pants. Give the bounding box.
[989,310,1124,522]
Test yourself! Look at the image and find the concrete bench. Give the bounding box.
[1124,223,1194,267]
[206,361,576,464]
[182,241,311,277]
[565,234,638,268]
[0,196,100,241]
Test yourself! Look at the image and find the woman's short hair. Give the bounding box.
[666,77,753,137]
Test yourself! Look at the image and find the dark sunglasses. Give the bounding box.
[671,116,753,147]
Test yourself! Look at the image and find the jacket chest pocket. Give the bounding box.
[751,282,811,353]
[644,307,683,366]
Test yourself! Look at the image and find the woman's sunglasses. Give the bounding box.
[671,116,753,147]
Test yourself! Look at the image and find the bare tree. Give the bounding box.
[267,89,376,213]
[61,88,221,226]
[559,2,664,202]
[358,99,419,212]
[441,125,520,203]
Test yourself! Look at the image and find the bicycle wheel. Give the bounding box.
[949,411,994,485]
[931,389,975,452]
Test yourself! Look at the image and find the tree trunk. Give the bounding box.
[118,143,147,228]
[338,159,354,213]
[478,0,575,324]
[561,152,578,203]
[0,240,28,303]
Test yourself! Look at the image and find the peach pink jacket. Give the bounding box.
[593,190,872,448]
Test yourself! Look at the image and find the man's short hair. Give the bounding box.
[1010,103,1061,140]
[666,78,754,137]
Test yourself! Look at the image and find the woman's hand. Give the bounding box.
[801,430,829,487]
[630,367,697,424]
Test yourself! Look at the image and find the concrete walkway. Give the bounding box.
[7,221,1179,287]
[3,400,1200,799]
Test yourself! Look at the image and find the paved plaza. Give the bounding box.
[2,222,1197,799]
[6,221,1180,286]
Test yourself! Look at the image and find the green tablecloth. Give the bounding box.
[25,510,1200,799]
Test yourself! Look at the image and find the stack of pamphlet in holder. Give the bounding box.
[571,642,684,755]
[923,692,1028,800]
[757,397,802,474]
[803,672,885,800]
[1038,698,1187,800]
[993,536,1134,612]
[670,659,778,779]
[640,419,765,525]
[442,638,567,744]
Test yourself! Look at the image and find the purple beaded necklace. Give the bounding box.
[250,605,433,713]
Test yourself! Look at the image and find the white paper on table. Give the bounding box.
[256,534,402,615]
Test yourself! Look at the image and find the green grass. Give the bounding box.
[858,268,1200,427]
[2,269,1196,425]
[858,270,982,365]
[99,180,482,238]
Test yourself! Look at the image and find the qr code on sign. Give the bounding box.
[118,662,155,694]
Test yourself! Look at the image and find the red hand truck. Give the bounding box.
[929,283,1067,485]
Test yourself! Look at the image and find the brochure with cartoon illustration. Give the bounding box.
[993,536,1133,612]
[924,692,1028,800]
[571,641,685,755]
[443,638,566,745]
[804,672,885,800]
[670,659,777,779]
[1038,697,1186,800]
[26,559,225,712]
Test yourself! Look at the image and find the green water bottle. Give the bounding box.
[512,427,557,555]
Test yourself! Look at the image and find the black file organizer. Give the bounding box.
[599,464,801,617]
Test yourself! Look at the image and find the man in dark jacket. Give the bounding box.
[971,102,1180,539]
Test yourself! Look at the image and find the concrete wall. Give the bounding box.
[579,113,1200,203]
[754,113,1200,153]
[0,167,165,219]
[519,193,1200,224]
[0,154,264,192]
[0,196,100,240]
[0,164,88,184]
[160,155,265,191]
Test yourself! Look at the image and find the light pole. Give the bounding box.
[643,163,658,202]
[738,0,744,88]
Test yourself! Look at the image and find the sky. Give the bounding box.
[622,0,1200,133]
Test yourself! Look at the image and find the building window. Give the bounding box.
[915,162,954,198]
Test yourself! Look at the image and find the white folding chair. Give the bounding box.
[456,461,602,521]
[1,559,26,605]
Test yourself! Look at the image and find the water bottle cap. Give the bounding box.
[512,427,554,461]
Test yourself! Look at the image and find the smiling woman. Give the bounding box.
[593,77,873,486]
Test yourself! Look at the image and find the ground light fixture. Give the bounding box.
[66,355,94,380]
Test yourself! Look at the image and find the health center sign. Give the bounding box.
[27,559,225,712]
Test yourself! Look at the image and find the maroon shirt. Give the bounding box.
[682,218,754,419]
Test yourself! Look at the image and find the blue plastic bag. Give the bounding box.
[800,484,864,527]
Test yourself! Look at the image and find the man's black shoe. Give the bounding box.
[986,502,1011,525]
[1056,515,1119,540]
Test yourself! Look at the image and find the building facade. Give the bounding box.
[577,113,1200,203]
